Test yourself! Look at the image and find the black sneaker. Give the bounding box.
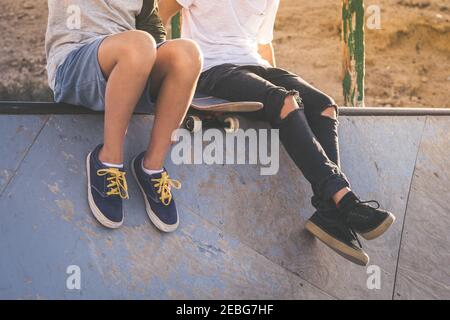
[339,195,395,240]
[86,144,128,229]
[131,152,181,232]
[305,209,369,266]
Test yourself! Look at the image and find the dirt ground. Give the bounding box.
[0,0,449,107]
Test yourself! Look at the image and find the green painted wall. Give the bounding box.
[342,0,366,107]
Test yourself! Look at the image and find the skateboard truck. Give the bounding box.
[184,114,240,133]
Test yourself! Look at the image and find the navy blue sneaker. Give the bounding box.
[86,144,128,229]
[131,152,181,232]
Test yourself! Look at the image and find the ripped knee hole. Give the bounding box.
[321,106,337,120]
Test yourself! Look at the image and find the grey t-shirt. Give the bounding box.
[45,0,165,90]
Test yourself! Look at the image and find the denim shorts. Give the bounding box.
[54,36,164,112]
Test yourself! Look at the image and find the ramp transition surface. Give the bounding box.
[0,111,449,299]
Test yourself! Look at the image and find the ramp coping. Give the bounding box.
[1,101,450,116]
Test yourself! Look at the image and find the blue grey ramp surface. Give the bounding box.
[0,113,449,299]
[0,116,48,194]
[394,117,450,300]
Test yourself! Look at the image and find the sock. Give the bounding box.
[141,160,163,176]
[337,191,359,209]
[102,161,124,169]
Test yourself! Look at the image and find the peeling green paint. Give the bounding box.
[342,0,365,107]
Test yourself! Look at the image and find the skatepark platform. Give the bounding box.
[0,106,449,300]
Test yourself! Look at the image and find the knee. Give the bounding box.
[117,30,157,73]
[280,95,300,119]
[321,105,338,120]
[317,94,337,120]
[166,39,203,75]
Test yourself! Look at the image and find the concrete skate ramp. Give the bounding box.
[0,108,449,300]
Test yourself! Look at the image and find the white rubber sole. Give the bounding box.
[86,152,123,229]
[360,213,396,240]
[131,157,179,233]
[305,221,369,266]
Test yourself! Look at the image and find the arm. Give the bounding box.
[257,0,280,67]
[158,0,183,26]
[258,42,276,67]
[136,0,167,43]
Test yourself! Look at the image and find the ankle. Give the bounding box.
[142,155,164,172]
[332,187,351,205]
[141,159,163,175]
[99,146,123,165]
[336,190,359,209]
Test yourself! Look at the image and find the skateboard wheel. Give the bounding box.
[224,117,240,133]
[184,115,202,133]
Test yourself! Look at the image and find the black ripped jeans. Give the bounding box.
[198,64,350,206]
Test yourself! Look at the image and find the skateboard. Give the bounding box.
[183,93,263,133]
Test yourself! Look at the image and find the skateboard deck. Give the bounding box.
[184,93,263,132]
[191,94,263,113]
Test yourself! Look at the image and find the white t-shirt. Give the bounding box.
[176,0,280,71]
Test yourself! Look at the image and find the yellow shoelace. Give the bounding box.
[97,168,129,199]
[151,172,181,206]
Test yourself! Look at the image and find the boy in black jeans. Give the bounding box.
[159,0,395,265]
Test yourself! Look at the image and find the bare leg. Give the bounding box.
[97,30,157,165]
[321,106,337,119]
[143,39,202,170]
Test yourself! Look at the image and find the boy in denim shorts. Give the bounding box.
[46,0,202,231]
